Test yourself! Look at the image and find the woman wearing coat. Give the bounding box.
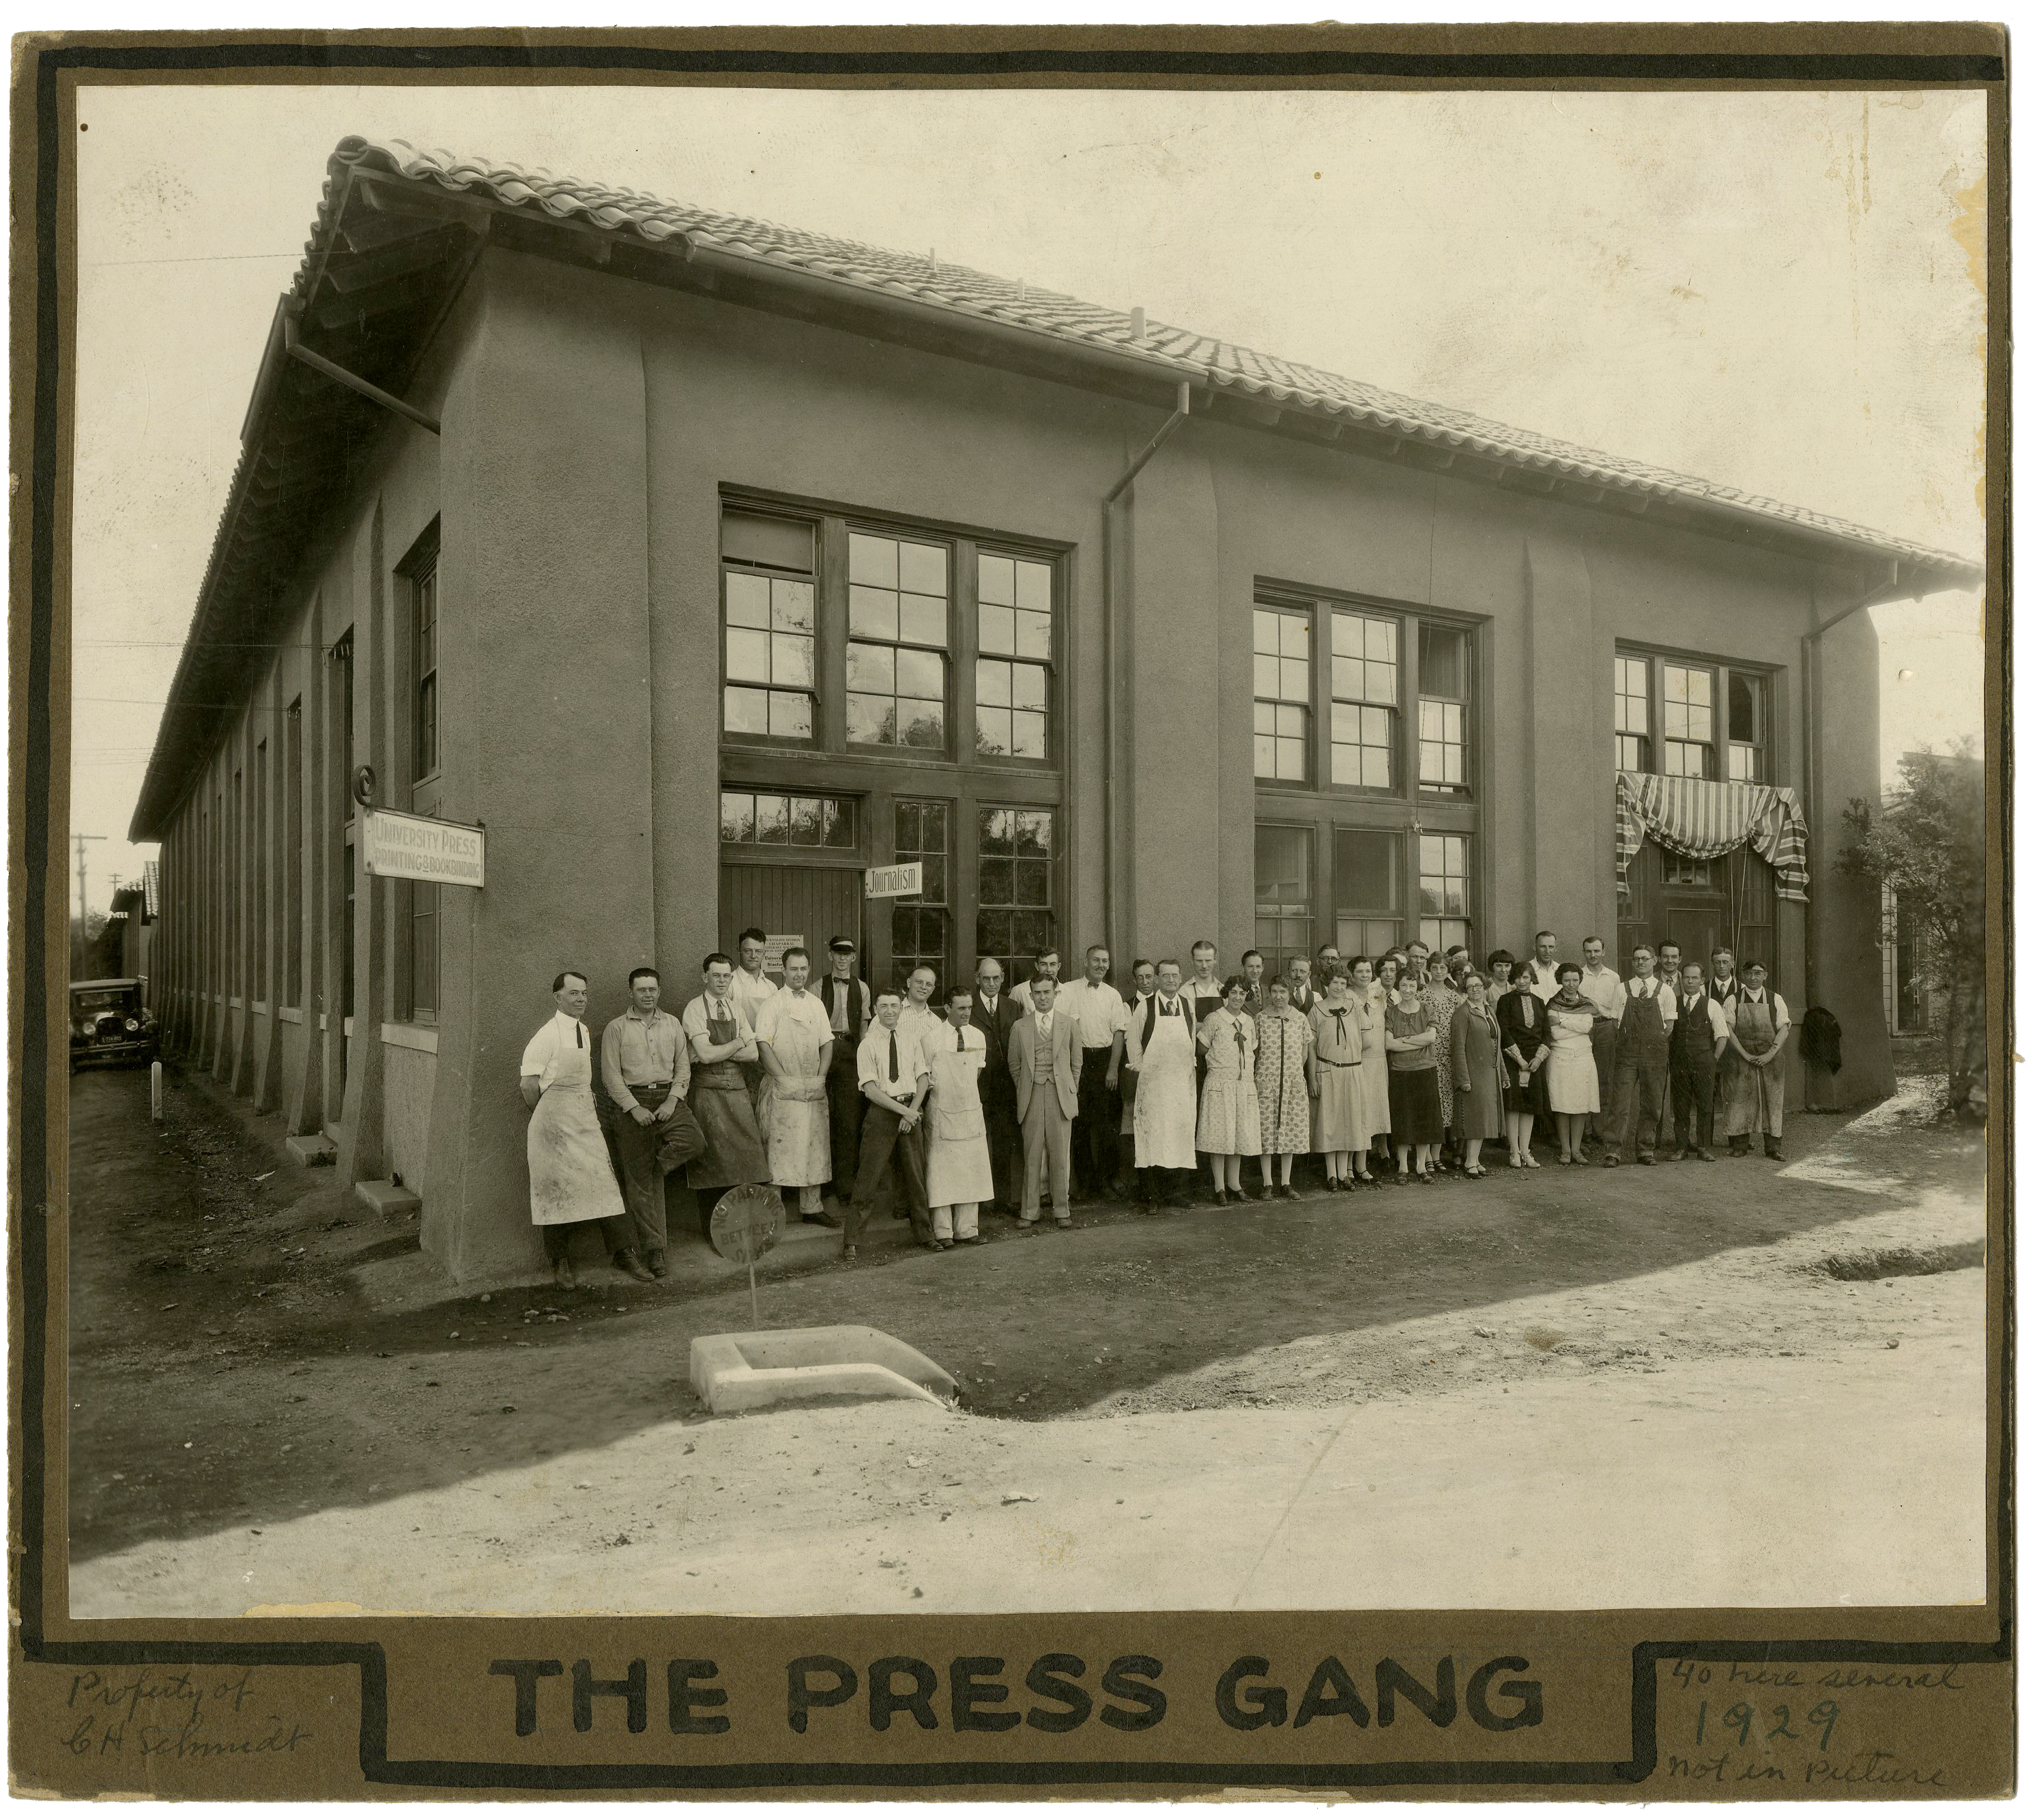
[1196,977,1261,1203]
[1496,964,1550,1168]
[1449,970,1509,1177]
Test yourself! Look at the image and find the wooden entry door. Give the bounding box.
[719,863,864,974]
[1620,839,1776,975]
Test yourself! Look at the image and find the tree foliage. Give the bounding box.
[1838,742,1987,1118]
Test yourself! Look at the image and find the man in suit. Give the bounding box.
[815,936,873,1206]
[1009,972,1082,1230]
[970,954,1025,1217]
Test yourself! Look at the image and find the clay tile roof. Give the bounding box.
[307,136,1978,581]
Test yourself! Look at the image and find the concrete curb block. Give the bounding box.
[690,1325,957,1415]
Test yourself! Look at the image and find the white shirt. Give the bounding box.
[896,1001,945,1060]
[857,1023,927,1099]
[1622,977,1680,1026]
[922,1020,987,1073]
[1577,964,1625,1022]
[1725,989,1792,1035]
[518,1011,588,1088]
[729,966,781,1022]
[1125,994,1195,1067]
[1057,977,1132,1047]
[756,988,834,1054]
[1676,992,1732,1046]
[1527,958,1563,1002]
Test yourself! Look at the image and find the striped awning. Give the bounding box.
[1615,772,1810,904]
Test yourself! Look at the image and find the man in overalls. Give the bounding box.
[1604,942,1676,1168]
[1667,961,1731,1161]
[1721,961,1793,1161]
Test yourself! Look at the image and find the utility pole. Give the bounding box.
[72,832,105,978]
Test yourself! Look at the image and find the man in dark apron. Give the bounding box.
[1604,944,1674,1168]
[680,953,771,1211]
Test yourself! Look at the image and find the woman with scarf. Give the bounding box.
[1254,975,1316,1200]
[1310,963,1379,1189]
[1196,975,1261,1204]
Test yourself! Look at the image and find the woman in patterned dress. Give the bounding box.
[1196,977,1260,1203]
[1419,953,1466,1158]
[1254,977,1316,1200]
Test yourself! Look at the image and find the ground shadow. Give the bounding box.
[65,1062,1984,1567]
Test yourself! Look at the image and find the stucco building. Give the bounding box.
[130,138,1981,1283]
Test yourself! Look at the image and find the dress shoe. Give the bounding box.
[614,1249,656,1284]
[1637,1153,1656,1166]
[960,1233,987,1245]
[1765,1146,1785,1162]
[553,1257,577,1290]
[1693,1148,1716,1162]
[1054,1216,1073,1230]
[1281,1185,1301,1201]
[803,1207,843,1229]
[841,1243,858,1261]
[1602,1155,1621,1168]
[646,1247,669,1279]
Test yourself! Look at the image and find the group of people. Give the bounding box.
[516,925,1799,1288]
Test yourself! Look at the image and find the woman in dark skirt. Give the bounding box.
[1382,972,1444,1183]
[1496,960,1551,1168]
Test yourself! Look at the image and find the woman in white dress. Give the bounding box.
[1541,962,1600,1165]
[1196,977,1260,1204]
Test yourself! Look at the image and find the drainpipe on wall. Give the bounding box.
[1100,381,1194,957]
[1800,555,1924,1013]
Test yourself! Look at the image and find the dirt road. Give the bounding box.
[66,1067,1987,1617]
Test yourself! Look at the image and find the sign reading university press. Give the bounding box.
[864,861,923,899]
[361,808,487,888]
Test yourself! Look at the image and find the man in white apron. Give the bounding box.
[519,970,642,1290]
[923,989,994,1246]
[1125,958,1200,1211]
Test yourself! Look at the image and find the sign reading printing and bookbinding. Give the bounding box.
[361,808,487,888]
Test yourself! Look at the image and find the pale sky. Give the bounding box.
[69,83,1989,912]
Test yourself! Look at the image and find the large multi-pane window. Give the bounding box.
[1417,624,1470,792]
[719,790,857,850]
[1333,828,1402,958]
[891,800,951,990]
[413,560,438,779]
[1616,648,1772,784]
[1419,833,1471,953]
[253,742,268,1001]
[1254,825,1312,967]
[1253,605,1311,782]
[975,551,1053,760]
[1614,656,1652,771]
[721,510,818,742]
[977,807,1055,983]
[1331,609,1398,788]
[285,699,302,1007]
[1662,664,1714,777]
[1728,671,1767,781]
[848,531,949,749]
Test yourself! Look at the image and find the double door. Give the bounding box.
[1618,840,1776,974]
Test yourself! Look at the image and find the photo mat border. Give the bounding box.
[12,25,2012,1797]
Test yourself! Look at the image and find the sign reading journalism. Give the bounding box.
[864,862,923,899]
[360,809,487,888]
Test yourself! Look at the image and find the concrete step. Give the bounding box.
[354,1178,422,1217]
[285,1132,337,1166]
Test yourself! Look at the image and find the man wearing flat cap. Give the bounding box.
[815,934,873,1207]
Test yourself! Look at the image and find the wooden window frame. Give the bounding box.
[1615,645,1778,786]
[1252,599,1314,787]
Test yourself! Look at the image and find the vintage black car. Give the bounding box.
[69,978,156,1072]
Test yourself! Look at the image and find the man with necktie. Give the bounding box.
[845,989,933,1259]
[1058,944,1130,1202]
[1008,974,1082,1229]
[1706,947,1738,1149]
[679,952,772,1203]
[1604,943,1677,1167]
[1125,959,1200,1211]
[816,936,873,1206]
[969,954,1024,1217]
[923,989,994,1247]
[521,970,643,1290]
[1668,961,1731,1161]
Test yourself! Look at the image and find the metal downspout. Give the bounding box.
[1101,381,1194,957]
